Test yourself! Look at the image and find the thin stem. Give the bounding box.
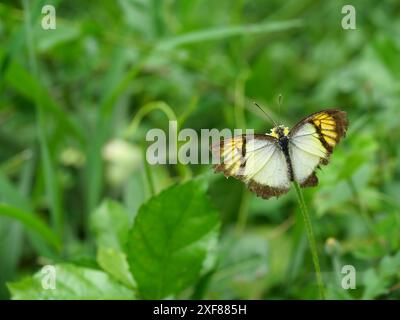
[124,101,177,139]
[293,181,325,299]
[235,189,250,233]
[141,144,155,198]
[124,101,192,181]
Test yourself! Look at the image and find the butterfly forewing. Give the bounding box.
[289,109,348,186]
[212,134,291,199]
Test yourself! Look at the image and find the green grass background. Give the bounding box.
[0,0,400,299]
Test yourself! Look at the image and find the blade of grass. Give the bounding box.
[17,148,59,257]
[4,61,85,144]
[157,19,303,49]
[22,0,63,239]
[1,166,58,258]
[293,181,325,299]
[0,149,32,176]
[0,173,26,299]
[0,172,31,210]
[0,203,61,251]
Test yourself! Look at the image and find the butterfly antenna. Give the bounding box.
[253,102,278,127]
[278,94,283,125]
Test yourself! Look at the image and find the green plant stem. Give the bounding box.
[124,101,177,139]
[236,189,250,233]
[293,181,325,299]
[142,144,155,198]
[124,101,192,181]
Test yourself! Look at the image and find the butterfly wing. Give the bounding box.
[212,134,291,199]
[288,109,348,187]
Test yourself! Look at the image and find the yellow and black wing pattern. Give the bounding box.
[288,109,348,187]
[212,109,348,199]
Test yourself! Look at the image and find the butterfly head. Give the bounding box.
[270,125,289,139]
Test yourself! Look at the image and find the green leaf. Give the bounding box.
[90,200,135,287]
[379,252,400,278]
[8,264,134,300]
[362,268,388,300]
[97,246,136,289]
[127,179,220,299]
[90,200,130,251]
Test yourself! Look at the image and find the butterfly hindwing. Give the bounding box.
[289,109,348,186]
[212,134,291,199]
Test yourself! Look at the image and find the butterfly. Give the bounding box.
[212,109,348,199]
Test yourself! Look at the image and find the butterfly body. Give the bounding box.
[272,128,294,181]
[212,109,348,199]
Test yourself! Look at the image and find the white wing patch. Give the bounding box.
[214,135,291,190]
[289,123,327,183]
[239,137,291,189]
[241,138,276,180]
[249,145,291,189]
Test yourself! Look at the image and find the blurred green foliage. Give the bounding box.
[0,0,400,299]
